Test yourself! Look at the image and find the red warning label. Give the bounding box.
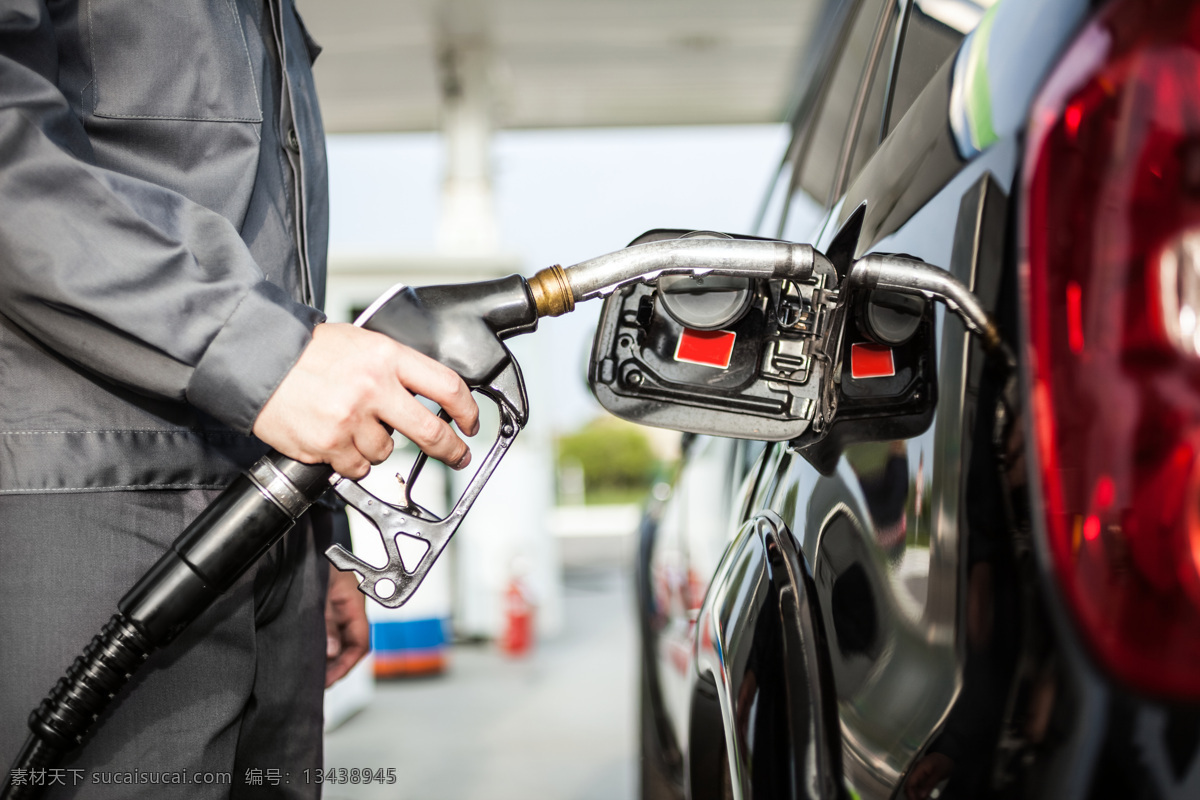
[675,328,736,369]
[850,342,896,379]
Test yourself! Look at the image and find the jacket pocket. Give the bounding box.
[88,0,263,122]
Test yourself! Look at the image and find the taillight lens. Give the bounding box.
[1023,0,1200,699]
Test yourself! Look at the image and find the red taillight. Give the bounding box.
[1023,0,1200,699]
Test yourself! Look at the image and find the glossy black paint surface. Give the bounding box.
[692,512,842,800]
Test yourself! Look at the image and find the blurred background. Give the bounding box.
[300,1,817,797]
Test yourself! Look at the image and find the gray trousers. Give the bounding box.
[0,489,329,799]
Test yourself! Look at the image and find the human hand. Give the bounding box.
[253,322,480,479]
[325,567,371,687]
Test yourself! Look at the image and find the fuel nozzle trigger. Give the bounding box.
[326,358,528,608]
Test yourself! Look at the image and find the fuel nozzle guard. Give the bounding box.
[324,275,536,607]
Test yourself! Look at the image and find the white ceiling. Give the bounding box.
[296,0,821,133]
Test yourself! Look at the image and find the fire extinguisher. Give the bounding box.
[500,566,535,657]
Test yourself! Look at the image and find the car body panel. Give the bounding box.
[635,1,1200,799]
[775,138,1018,797]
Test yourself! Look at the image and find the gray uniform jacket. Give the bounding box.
[0,0,328,495]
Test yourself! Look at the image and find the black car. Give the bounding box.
[596,0,1200,798]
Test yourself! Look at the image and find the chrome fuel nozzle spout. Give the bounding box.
[529,235,828,318]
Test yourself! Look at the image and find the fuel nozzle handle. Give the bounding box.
[119,276,546,638]
[118,274,547,644]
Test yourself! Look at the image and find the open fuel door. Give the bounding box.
[588,229,1003,471]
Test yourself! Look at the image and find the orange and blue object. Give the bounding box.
[371,617,448,677]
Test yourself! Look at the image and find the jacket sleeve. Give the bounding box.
[0,2,323,434]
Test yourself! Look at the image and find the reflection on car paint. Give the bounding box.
[695,511,843,800]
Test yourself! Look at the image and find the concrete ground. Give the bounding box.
[323,566,637,800]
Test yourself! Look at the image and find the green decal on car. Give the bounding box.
[965,3,1000,152]
[949,1,1002,158]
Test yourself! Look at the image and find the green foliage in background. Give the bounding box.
[556,418,661,505]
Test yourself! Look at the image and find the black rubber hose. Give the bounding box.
[3,616,151,799]
[1,455,332,800]
[3,740,58,800]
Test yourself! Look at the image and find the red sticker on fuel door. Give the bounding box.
[675,328,736,369]
[850,342,896,379]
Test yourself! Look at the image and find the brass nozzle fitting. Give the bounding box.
[528,264,575,318]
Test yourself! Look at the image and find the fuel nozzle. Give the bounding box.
[326,234,831,608]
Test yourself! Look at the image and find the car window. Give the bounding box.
[777,0,899,245]
[840,0,903,201]
[795,0,889,211]
[885,0,979,134]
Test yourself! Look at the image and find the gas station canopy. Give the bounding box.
[297,0,820,133]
